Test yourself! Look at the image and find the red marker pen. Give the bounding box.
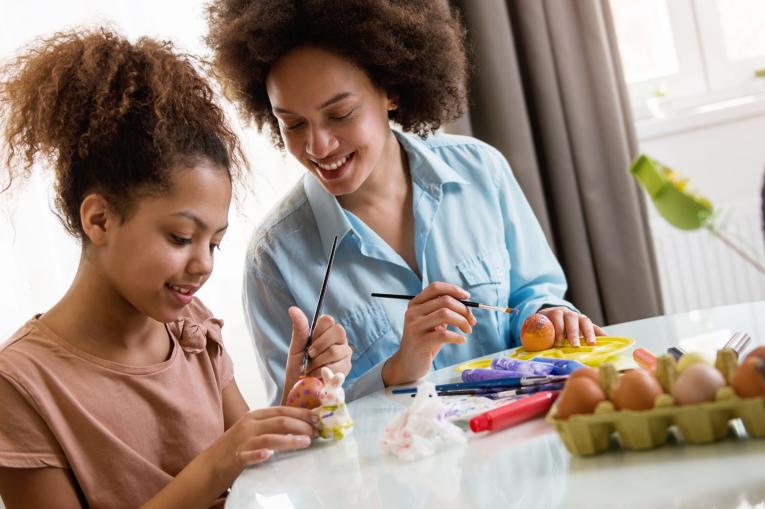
[469,391,558,433]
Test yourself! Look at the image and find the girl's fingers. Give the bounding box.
[247,415,318,437]
[310,314,336,339]
[594,324,607,336]
[247,406,316,423]
[240,434,312,461]
[308,323,347,357]
[308,343,352,369]
[236,448,274,467]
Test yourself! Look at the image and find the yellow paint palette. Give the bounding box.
[456,336,635,371]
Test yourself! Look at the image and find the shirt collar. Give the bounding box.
[304,175,354,255]
[393,130,469,192]
[303,130,469,253]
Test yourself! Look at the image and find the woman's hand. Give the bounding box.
[283,306,352,401]
[382,282,476,386]
[537,306,606,347]
[204,406,318,492]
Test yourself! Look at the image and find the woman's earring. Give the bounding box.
[387,101,398,111]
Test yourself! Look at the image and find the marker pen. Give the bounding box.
[469,391,558,433]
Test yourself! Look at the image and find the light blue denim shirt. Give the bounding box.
[244,131,573,404]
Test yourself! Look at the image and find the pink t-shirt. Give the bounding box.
[0,298,234,508]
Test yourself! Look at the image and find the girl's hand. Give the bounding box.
[382,282,476,386]
[537,306,606,347]
[205,406,318,490]
[283,306,352,400]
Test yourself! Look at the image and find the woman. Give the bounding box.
[206,0,604,402]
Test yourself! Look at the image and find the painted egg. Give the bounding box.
[520,314,556,352]
[611,370,663,411]
[286,376,324,409]
[555,377,606,419]
[731,357,765,398]
[671,363,726,405]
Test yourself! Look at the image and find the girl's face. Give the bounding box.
[99,161,231,323]
[266,46,395,197]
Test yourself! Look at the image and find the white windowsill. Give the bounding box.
[635,93,765,141]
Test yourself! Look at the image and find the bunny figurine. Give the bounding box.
[314,367,354,440]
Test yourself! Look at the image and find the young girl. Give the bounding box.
[206,0,606,403]
[0,29,350,508]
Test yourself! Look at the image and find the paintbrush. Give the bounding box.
[392,375,568,395]
[371,293,517,314]
[301,235,339,376]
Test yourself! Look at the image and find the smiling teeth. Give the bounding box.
[316,155,348,171]
[169,284,190,294]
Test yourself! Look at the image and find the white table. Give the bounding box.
[227,302,765,508]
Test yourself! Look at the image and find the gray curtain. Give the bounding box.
[450,0,663,325]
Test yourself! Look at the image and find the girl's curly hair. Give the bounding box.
[206,0,468,148]
[0,28,244,239]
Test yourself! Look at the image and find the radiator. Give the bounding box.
[650,202,765,313]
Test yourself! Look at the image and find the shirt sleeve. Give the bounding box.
[0,373,68,469]
[243,251,295,406]
[343,359,386,401]
[488,147,577,341]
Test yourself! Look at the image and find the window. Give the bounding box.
[610,0,765,118]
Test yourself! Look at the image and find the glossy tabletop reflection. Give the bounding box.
[227,301,765,509]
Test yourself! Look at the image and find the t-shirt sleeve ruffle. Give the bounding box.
[168,298,234,390]
[0,373,68,469]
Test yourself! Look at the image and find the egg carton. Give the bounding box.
[546,349,765,455]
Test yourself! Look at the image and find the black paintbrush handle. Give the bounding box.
[370,292,479,308]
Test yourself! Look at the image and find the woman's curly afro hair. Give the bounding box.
[0,29,243,239]
[206,0,468,148]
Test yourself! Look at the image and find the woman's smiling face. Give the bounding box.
[266,46,395,197]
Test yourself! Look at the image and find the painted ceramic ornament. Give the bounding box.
[286,375,324,409]
[314,367,354,440]
[381,381,466,461]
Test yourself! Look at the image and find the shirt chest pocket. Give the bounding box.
[456,251,509,290]
[337,301,397,379]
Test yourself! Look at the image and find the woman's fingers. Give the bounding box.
[543,308,566,347]
[419,307,473,334]
[580,315,597,345]
[563,311,581,347]
[410,282,469,305]
[423,328,466,345]
[415,294,476,327]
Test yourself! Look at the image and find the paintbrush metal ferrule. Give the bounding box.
[477,303,517,314]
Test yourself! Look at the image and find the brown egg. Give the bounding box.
[555,377,606,419]
[286,376,324,409]
[568,367,599,383]
[731,357,765,398]
[745,345,765,360]
[671,363,726,405]
[611,370,663,411]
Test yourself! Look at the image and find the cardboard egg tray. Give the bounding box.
[546,349,765,455]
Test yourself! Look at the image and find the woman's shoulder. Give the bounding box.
[0,319,54,369]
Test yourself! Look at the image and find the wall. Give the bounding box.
[637,105,765,313]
